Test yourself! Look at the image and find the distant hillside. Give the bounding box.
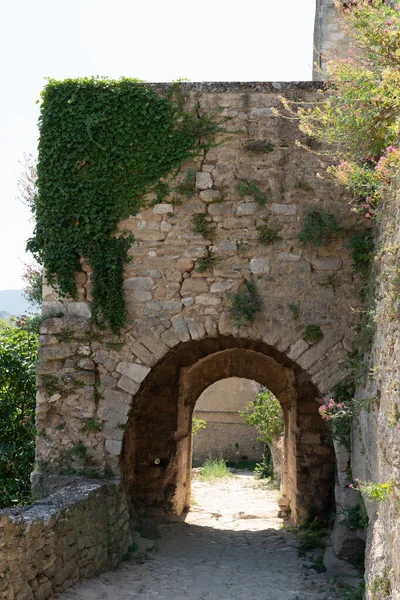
[0,290,35,317]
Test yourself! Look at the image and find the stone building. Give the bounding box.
[3,2,398,599]
[192,378,263,464]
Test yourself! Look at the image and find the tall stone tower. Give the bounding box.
[313,0,349,78]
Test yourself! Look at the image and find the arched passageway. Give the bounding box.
[121,336,335,524]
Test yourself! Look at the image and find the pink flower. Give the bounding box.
[355,478,359,482]
[364,203,370,209]
[337,403,344,410]
[386,146,395,153]
[365,213,371,219]
[349,484,354,488]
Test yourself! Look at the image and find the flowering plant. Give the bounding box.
[349,478,394,503]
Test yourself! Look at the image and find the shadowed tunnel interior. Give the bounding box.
[121,336,335,524]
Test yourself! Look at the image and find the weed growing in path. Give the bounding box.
[199,458,232,480]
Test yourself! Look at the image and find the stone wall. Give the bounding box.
[350,190,400,598]
[35,82,363,486]
[192,378,263,463]
[313,0,349,78]
[0,480,131,600]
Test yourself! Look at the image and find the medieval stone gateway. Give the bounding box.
[1,78,368,600]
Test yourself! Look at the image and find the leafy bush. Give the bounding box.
[298,209,339,246]
[0,319,38,507]
[257,225,281,246]
[237,179,267,205]
[192,418,207,435]
[229,278,262,326]
[297,520,327,554]
[341,502,369,531]
[196,249,219,273]
[239,387,284,446]
[303,324,324,344]
[199,458,232,480]
[191,213,216,240]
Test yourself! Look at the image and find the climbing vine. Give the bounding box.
[27,78,222,333]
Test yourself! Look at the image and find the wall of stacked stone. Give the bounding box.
[313,0,349,79]
[192,378,263,463]
[348,191,400,598]
[35,82,364,485]
[0,480,131,600]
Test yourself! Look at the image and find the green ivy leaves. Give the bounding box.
[28,78,221,333]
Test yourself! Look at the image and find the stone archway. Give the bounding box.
[121,335,335,524]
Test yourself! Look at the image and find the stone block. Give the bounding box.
[186,318,205,340]
[116,362,150,383]
[277,252,301,262]
[270,204,297,215]
[210,281,233,293]
[117,376,140,395]
[312,257,342,271]
[287,338,309,361]
[199,190,221,203]
[171,315,190,342]
[250,257,270,274]
[153,204,173,214]
[297,329,343,371]
[195,294,221,306]
[181,278,209,295]
[105,440,123,456]
[236,202,257,216]
[123,277,154,290]
[195,172,213,190]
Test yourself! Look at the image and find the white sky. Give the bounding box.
[0,0,316,290]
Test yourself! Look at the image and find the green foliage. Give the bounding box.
[192,418,207,436]
[196,249,219,273]
[297,520,327,554]
[199,458,232,480]
[22,263,42,309]
[309,555,327,573]
[28,78,221,333]
[254,452,274,480]
[229,278,262,326]
[279,2,400,214]
[369,572,391,598]
[348,231,374,275]
[298,209,339,246]
[81,417,103,434]
[239,387,284,446]
[288,302,299,321]
[237,179,267,205]
[351,479,394,503]
[256,225,281,246]
[341,501,369,531]
[302,324,324,344]
[345,581,366,600]
[0,319,37,507]
[191,213,216,240]
[175,169,196,198]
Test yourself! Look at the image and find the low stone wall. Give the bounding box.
[0,480,131,600]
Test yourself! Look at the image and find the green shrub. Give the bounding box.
[191,213,216,240]
[0,319,38,507]
[298,209,339,246]
[348,231,374,274]
[175,169,196,198]
[237,179,267,205]
[341,502,369,531]
[302,324,323,344]
[192,418,207,435]
[196,249,219,273]
[288,302,299,320]
[229,278,262,326]
[257,225,281,246]
[199,458,232,480]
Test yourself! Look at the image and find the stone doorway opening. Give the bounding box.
[121,336,335,525]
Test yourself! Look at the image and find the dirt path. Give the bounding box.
[57,472,356,600]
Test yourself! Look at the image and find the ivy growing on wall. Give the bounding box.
[27,78,222,333]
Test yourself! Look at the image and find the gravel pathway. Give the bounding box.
[57,472,356,600]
